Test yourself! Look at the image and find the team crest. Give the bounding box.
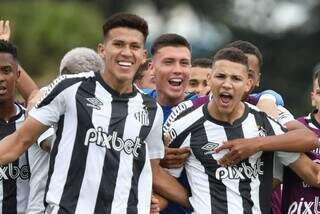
[201,142,219,155]
[134,105,150,126]
[257,126,267,137]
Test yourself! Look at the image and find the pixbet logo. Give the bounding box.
[0,163,30,180]
[215,159,264,180]
[84,127,143,158]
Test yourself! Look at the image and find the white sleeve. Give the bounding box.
[275,151,300,166]
[26,144,49,214]
[276,106,295,126]
[37,127,55,147]
[145,104,164,160]
[29,79,68,127]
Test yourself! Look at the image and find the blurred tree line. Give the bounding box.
[1,0,320,116]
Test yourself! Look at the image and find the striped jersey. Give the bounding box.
[165,103,299,214]
[0,103,49,214]
[29,71,164,214]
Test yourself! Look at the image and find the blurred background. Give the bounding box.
[1,0,320,116]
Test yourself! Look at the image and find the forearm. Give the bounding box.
[0,132,29,164]
[151,161,190,208]
[16,65,38,101]
[257,129,318,152]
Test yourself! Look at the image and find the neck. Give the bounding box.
[0,100,16,121]
[157,93,184,107]
[207,101,245,125]
[101,70,133,94]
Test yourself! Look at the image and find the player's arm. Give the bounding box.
[0,116,48,164]
[0,20,38,101]
[151,159,190,208]
[288,153,320,188]
[17,65,39,101]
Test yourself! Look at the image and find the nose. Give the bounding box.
[222,78,232,89]
[120,45,131,57]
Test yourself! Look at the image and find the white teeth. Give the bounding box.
[170,78,182,83]
[118,61,132,67]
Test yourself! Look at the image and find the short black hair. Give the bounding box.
[0,39,17,59]
[134,58,151,82]
[213,47,248,69]
[192,58,212,68]
[150,33,191,55]
[103,12,149,42]
[225,40,263,68]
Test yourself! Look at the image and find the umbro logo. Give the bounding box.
[86,97,103,110]
[201,142,219,155]
[134,105,149,126]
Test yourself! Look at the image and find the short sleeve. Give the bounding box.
[275,151,300,166]
[145,104,165,160]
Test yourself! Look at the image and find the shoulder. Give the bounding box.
[36,71,96,108]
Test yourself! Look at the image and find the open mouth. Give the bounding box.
[0,86,7,95]
[219,92,233,106]
[168,78,183,87]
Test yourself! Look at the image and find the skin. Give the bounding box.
[98,27,147,94]
[0,20,38,102]
[187,66,211,96]
[135,64,156,90]
[151,46,191,106]
[207,60,252,123]
[0,52,20,120]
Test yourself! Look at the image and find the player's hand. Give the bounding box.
[160,147,191,168]
[150,194,160,214]
[214,138,259,166]
[0,20,11,41]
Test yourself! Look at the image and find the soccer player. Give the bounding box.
[186,58,212,96]
[0,13,165,214]
[0,39,49,213]
[276,66,320,214]
[59,47,104,75]
[147,33,194,214]
[165,47,320,214]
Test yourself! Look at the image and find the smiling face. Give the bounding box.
[151,46,191,106]
[98,27,146,93]
[0,52,19,104]
[209,59,252,118]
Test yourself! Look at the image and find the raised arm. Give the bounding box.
[0,19,38,101]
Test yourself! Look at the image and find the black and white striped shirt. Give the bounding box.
[29,71,164,214]
[0,103,49,214]
[166,103,299,214]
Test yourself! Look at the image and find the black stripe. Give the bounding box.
[37,74,92,109]
[0,119,18,214]
[190,117,229,214]
[224,125,253,214]
[58,80,96,213]
[126,94,157,214]
[252,111,274,214]
[44,115,64,208]
[94,95,129,213]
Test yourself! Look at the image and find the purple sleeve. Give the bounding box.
[192,95,209,108]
